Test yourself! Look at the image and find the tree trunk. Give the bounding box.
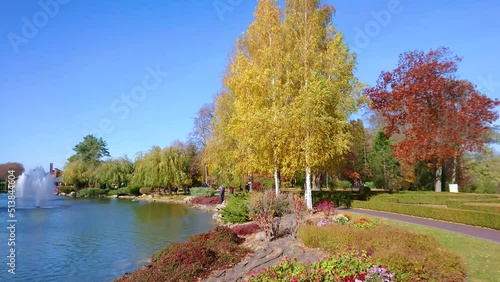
[435,166,442,192]
[274,166,280,196]
[305,166,313,210]
[204,164,209,185]
[451,157,457,184]
[326,173,329,190]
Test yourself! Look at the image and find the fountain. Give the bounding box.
[16,166,57,208]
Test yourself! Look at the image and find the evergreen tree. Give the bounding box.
[369,130,401,191]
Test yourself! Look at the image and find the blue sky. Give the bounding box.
[1,0,499,172]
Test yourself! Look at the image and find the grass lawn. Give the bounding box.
[348,211,500,282]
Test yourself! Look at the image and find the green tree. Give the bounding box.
[69,135,110,164]
[96,157,134,188]
[463,149,500,194]
[62,159,93,188]
[369,130,401,191]
[131,144,192,194]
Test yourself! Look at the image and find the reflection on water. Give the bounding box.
[0,195,216,282]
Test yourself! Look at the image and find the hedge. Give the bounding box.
[352,200,500,230]
[461,203,500,214]
[371,192,500,205]
[190,187,218,197]
[312,191,353,208]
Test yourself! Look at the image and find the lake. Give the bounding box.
[0,194,217,282]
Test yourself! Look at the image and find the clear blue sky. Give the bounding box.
[1,0,499,172]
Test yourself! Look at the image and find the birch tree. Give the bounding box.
[225,0,287,195]
[282,0,360,209]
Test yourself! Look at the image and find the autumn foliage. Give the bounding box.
[366,47,499,168]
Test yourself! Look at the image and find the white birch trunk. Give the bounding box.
[305,166,312,210]
[274,166,280,196]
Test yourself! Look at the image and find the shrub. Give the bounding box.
[314,199,335,218]
[108,187,129,196]
[332,213,351,225]
[220,192,250,223]
[117,226,249,282]
[246,251,395,282]
[353,200,500,230]
[337,180,352,188]
[247,190,289,242]
[261,179,275,189]
[287,193,306,238]
[127,185,141,196]
[139,187,152,195]
[358,185,372,200]
[251,181,263,192]
[364,181,375,188]
[190,196,219,206]
[352,217,377,229]
[461,203,500,213]
[312,191,352,208]
[232,223,261,237]
[60,186,76,194]
[299,224,467,282]
[190,187,217,197]
[76,188,109,198]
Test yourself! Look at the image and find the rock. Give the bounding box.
[69,191,76,197]
[60,192,66,196]
[254,231,266,241]
[111,195,118,198]
[184,196,194,203]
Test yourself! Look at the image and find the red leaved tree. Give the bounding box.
[366,47,499,192]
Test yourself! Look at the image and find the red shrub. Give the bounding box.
[232,223,261,237]
[252,181,263,192]
[116,226,250,282]
[190,196,219,205]
[314,199,335,217]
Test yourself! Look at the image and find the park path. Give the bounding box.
[344,208,500,243]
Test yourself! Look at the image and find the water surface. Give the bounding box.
[0,195,216,282]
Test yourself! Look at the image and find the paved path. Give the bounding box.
[344,208,500,243]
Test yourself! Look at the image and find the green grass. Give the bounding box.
[348,211,500,282]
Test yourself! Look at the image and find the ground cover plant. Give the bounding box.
[246,251,395,282]
[115,226,250,282]
[190,196,220,205]
[232,222,261,237]
[299,220,467,281]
